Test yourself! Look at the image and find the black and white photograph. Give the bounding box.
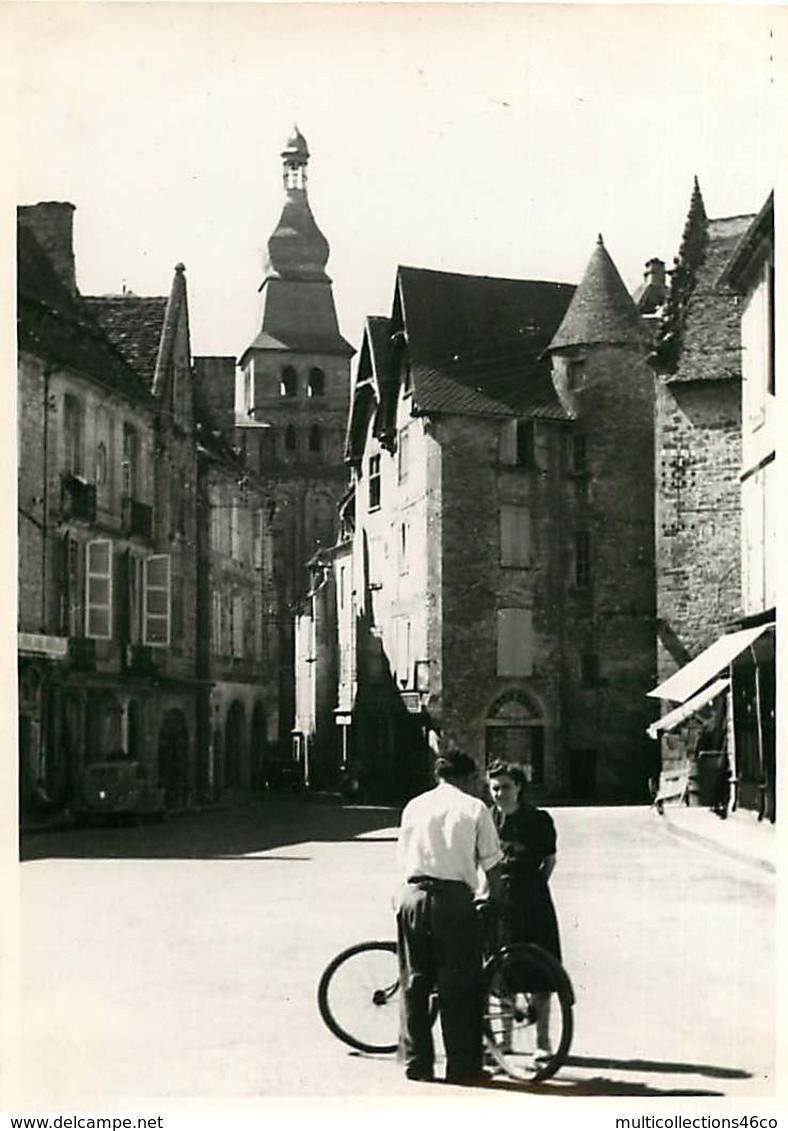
[2,1,783,1120]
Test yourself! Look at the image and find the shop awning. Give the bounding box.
[647,678,729,739]
[647,624,774,703]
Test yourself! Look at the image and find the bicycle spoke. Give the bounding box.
[318,942,400,1054]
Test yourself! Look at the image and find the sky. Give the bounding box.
[5,2,784,362]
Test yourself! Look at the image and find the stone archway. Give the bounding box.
[225,701,245,789]
[158,709,189,808]
[485,689,546,786]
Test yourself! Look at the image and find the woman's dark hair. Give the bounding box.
[434,750,478,783]
[486,759,526,786]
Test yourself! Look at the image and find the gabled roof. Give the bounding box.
[346,316,388,462]
[393,265,575,418]
[17,222,152,403]
[666,213,755,384]
[718,192,774,293]
[366,315,391,387]
[84,295,167,389]
[549,236,644,351]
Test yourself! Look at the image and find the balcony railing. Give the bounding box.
[60,475,97,523]
[121,497,153,541]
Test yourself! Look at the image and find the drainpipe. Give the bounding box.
[41,366,52,631]
[749,642,765,816]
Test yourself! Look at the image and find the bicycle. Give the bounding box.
[317,917,575,1083]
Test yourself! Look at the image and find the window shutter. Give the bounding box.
[496,608,533,676]
[143,554,171,646]
[232,593,245,657]
[115,550,130,644]
[85,539,113,640]
[499,420,517,465]
[500,506,531,567]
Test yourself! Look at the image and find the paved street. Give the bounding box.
[8,797,776,1109]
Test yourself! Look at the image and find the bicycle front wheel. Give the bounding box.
[317,941,400,1054]
[483,943,574,1082]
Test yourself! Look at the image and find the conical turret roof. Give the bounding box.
[549,235,643,351]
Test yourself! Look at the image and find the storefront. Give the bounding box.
[647,623,776,819]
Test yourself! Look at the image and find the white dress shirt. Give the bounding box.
[397,781,503,892]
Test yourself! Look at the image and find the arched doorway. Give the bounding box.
[127,700,141,761]
[89,691,123,761]
[250,702,267,789]
[158,709,189,808]
[212,728,224,800]
[225,701,245,789]
[485,690,546,787]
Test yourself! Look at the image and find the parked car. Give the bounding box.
[263,759,302,791]
[73,760,166,824]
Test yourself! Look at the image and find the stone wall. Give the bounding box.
[655,377,742,681]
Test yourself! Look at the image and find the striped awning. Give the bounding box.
[647,624,774,703]
[647,678,730,739]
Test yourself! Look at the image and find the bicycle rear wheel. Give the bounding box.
[483,943,574,1082]
[317,941,401,1054]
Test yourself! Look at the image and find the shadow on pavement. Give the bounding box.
[566,1054,750,1080]
[20,796,400,863]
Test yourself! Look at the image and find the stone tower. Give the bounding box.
[238,128,354,747]
[547,235,657,798]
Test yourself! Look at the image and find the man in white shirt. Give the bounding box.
[396,750,503,1085]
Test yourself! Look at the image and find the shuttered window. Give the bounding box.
[143,554,171,646]
[500,505,531,567]
[85,539,113,640]
[232,593,245,657]
[496,608,533,676]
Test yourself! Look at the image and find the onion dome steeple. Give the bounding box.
[264,126,331,284]
[548,234,644,352]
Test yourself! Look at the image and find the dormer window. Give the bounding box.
[280,366,297,397]
[567,358,586,391]
[308,367,325,397]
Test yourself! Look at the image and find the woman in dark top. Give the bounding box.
[486,759,563,1065]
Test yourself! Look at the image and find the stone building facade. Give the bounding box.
[17,204,200,811]
[720,193,777,819]
[650,182,753,685]
[192,356,279,796]
[316,246,657,804]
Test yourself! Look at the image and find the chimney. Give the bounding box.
[18,202,77,294]
[634,257,667,315]
[644,258,666,293]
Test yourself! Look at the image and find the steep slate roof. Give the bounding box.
[394,265,575,418]
[549,235,644,351]
[366,315,391,387]
[84,295,167,389]
[243,277,355,358]
[17,223,152,403]
[667,213,754,384]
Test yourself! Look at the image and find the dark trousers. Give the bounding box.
[396,878,484,1082]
